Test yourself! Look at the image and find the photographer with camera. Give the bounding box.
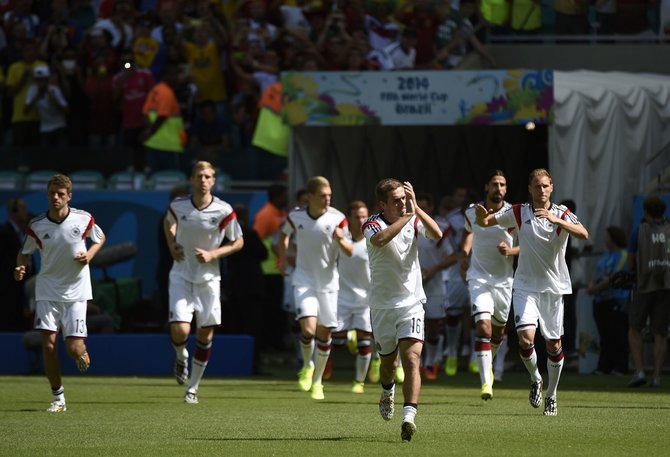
[627,196,670,388]
[24,65,69,152]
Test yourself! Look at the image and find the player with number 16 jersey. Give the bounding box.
[363,178,443,442]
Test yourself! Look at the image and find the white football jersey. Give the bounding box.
[363,213,427,309]
[338,237,370,307]
[496,203,579,294]
[418,227,453,298]
[282,206,348,292]
[22,208,104,302]
[167,195,243,283]
[443,208,466,282]
[464,202,515,288]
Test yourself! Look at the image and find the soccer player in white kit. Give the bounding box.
[363,179,442,442]
[476,168,588,416]
[439,187,475,376]
[461,171,518,401]
[275,188,309,370]
[332,200,373,394]
[415,193,457,381]
[277,176,353,401]
[164,161,244,404]
[15,174,106,413]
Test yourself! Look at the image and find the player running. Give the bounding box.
[332,200,374,393]
[364,179,442,441]
[476,168,588,416]
[164,161,244,404]
[277,176,353,401]
[15,174,106,413]
[461,170,518,400]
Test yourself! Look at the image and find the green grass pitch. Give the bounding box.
[1,369,668,457]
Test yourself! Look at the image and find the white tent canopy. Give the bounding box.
[289,70,670,252]
[549,71,670,251]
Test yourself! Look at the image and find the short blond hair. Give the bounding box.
[306,176,330,194]
[528,168,551,185]
[192,161,216,177]
[47,174,72,193]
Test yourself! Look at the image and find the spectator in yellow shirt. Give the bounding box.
[5,39,46,160]
[182,15,228,116]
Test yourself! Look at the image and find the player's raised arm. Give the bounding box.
[475,203,499,227]
[405,182,442,240]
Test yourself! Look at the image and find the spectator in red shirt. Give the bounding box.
[395,0,441,68]
[81,27,119,79]
[113,50,155,172]
[84,55,120,153]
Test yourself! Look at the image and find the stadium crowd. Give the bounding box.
[2,0,665,181]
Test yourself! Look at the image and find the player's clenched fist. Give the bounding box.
[14,265,26,281]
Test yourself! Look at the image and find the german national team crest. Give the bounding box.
[210,217,218,226]
[71,226,81,238]
[515,315,521,323]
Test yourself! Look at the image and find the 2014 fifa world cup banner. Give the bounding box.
[280,69,554,126]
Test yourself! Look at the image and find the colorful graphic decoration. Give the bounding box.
[281,69,554,126]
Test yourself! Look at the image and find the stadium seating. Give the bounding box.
[214,168,232,192]
[24,170,58,190]
[0,170,24,190]
[69,170,106,190]
[107,171,146,190]
[146,169,188,191]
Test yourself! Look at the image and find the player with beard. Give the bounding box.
[461,170,518,400]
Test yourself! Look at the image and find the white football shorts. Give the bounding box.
[469,282,512,326]
[371,301,425,356]
[34,300,88,338]
[169,273,221,328]
[335,298,372,333]
[446,278,470,312]
[294,286,338,328]
[513,289,564,340]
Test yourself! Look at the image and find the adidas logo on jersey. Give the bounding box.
[298,224,304,229]
[43,234,50,239]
